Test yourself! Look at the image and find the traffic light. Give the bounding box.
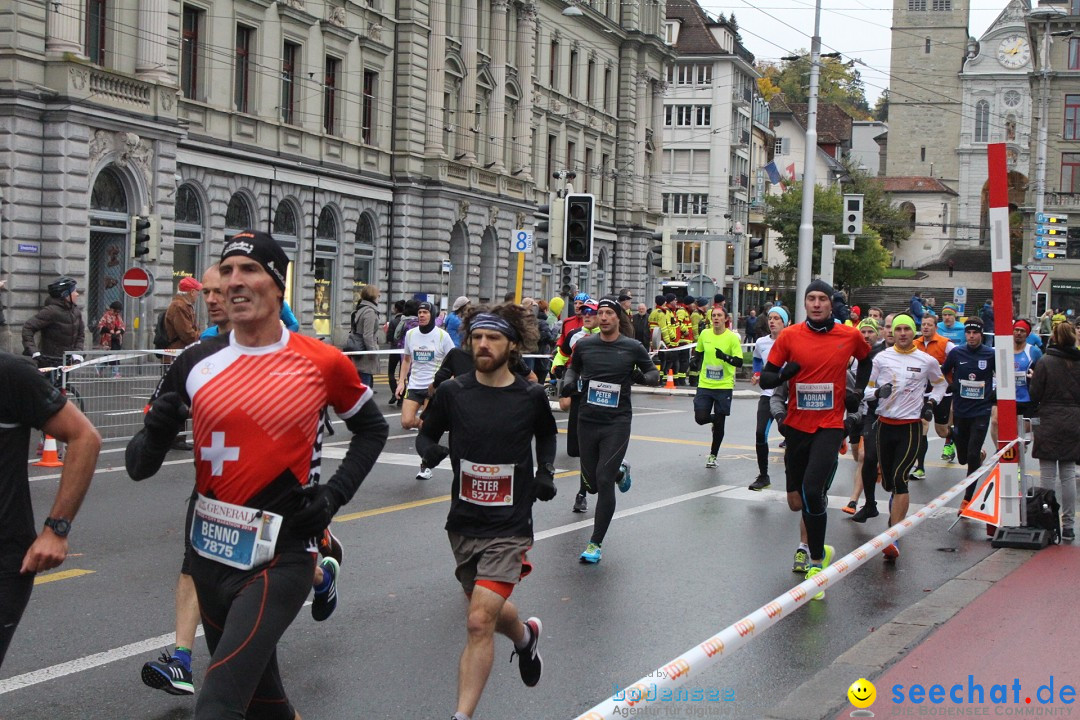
[560,264,575,296]
[650,228,674,273]
[130,214,159,261]
[843,194,864,236]
[747,237,765,274]
[563,193,594,265]
[535,198,564,260]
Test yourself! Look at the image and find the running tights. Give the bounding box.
[191,549,314,720]
[953,415,991,502]
[783,427,844,562]
[694,410,728,455]
[579,420,632,546]
[877,421,921,496]
[0,571,33,670]
[754,395,773,477]
[860,416,880,507]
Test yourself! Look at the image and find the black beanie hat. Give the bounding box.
[655,294,666,306]
[713,294,725,305]
[805,279,835,299]
[221,229,290,292]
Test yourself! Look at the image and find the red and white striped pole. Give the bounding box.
[987,143,1020,528]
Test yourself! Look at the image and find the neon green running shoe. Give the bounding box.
[792,547,809,573]
[579,542,602,564]
[805,544,835,600]
[910,468,926,480]
[941,443,956,462]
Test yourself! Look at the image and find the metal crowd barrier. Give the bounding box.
[572,438,1021,720]
[59,350,175,441]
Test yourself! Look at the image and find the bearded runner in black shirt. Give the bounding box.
[561,298,660,564]
[126,231,388,720]
[416,304,558,720]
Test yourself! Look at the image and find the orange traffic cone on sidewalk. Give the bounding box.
[35,435,63,468]
[665,369,676,390]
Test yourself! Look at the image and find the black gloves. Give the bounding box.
[844,415,860,438]
[422,444,450,470]
[774,412,788,437]
[921,400,936,422]
[875,383,893,400]
[144,392,190,441]
[533,463,557,502]
[845,390,862,413]
[689,352,702,374]
[553,365,566,380]
[778,362,801,382]
[287,484,339,538]
[632,367,647,385]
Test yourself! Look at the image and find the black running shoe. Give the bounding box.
[572,493,587,513]
[748,475,770,491]
[851,504,880,523]
[512,617,543,687]
[141,652,194,695]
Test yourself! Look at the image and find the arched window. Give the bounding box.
[274,201,298,238]
[225,192,253,236]
[354,214,377,296]
[174,184,204,298]
[900,201,917,233]
[273,200,300,310]
[974,100,990,143]
[89,166,130,329]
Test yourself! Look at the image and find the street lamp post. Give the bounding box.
[794,0,823,322]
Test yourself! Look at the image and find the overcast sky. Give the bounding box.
[700,0,1009,104]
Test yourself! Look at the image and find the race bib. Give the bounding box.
[959,379,986,400]
[459,460,514,506]
[705,365,724,381]
[190,494,282,570]
[586,380,621,408]
[413,349,434,362]
[1014,371,1027,388]
[795,382,834,411]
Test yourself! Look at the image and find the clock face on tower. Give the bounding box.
[997,34,1030,69]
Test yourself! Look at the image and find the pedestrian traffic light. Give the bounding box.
[535,198,565,260]
[747,237,765,274]
[130,214,159,262]
[563,193,594,265]
[650,228,674,273]
[843,194,864,237]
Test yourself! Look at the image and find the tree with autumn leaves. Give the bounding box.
[757,53,873,121]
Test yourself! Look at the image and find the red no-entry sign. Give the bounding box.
[121,267,152,298]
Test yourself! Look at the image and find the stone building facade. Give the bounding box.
[0,0,670,348]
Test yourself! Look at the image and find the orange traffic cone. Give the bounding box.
[35,435,63,468]
[665,369,676,390]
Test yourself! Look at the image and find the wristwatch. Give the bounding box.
[44,516,71,537]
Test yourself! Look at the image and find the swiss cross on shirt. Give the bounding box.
[200,431,240,476]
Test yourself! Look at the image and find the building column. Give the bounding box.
[633,70,649,208]
[136,0,173,83]
[425,3,448,155]
[460,0,479,162]
[489,0,509,172]
[514,3,537,180]
[46,0,83,56]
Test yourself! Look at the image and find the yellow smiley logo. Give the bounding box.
[848,678,876,708]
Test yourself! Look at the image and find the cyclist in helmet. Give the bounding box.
[22,277,85,368]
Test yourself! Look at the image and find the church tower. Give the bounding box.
[887,0,971,188]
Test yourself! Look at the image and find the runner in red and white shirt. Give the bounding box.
[759,279,872,598]
[127,230,388,720]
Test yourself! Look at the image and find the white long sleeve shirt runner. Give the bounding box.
[864,345,947,423]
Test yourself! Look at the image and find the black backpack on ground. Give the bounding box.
[152,311,171,349]
[1026,487,1061,544]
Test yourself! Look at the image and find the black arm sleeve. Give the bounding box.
[536,432,557,467]
[125,428,172,481]
[432,352,455,389]
[323,400,389,508]
[759,361,783,390]
[855,354,873,391]
[721,349,744,368]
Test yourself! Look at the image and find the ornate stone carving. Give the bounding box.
[492,0,510,10]
[367,22,383,42]
[280,0,305,9]
[654,80,669,96]
[89,129,111,165]
[459,200,470,222]
[488,205,499,227]
[521,2,539,24]
[89,130,155,190]
[636,70,651,87]
[70,67,88,91]
[328,5,346,27]
[161,90,175,111]
[515,211,526,229]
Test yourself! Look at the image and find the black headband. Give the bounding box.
[221,230,289,291]
[597,298,620,311]
[470,313,520,341]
